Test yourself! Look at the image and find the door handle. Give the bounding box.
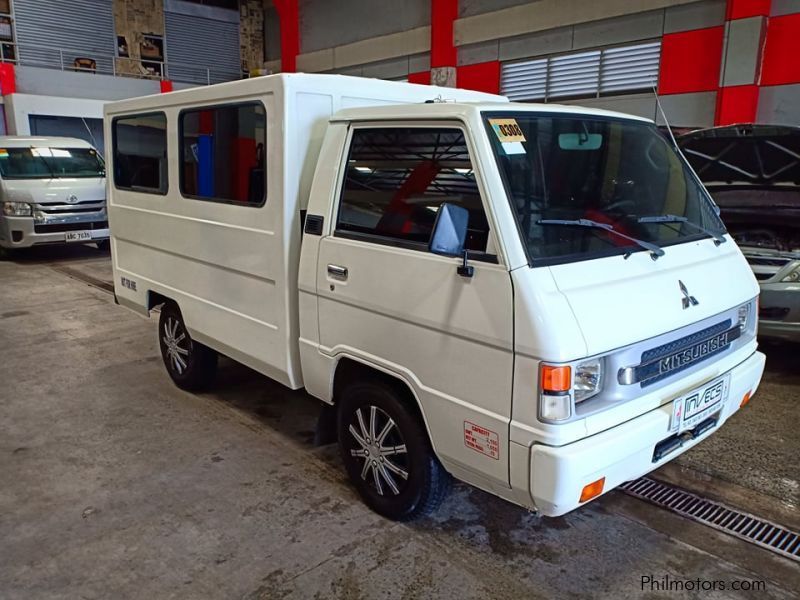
[327,264,348,280]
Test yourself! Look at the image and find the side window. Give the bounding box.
[336,127,490,253]
[179,103,266,206]
[113,112,168,194]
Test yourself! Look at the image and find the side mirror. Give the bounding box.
[429,203,468,257]
[429,203,474,278]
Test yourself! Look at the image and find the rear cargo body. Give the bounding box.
[106,74,503,388]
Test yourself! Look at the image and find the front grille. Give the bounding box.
[634,320,735,388]
[35,200,105,215]
[745,253,793,281]
[620,477,800,562]
[34,221,108,234]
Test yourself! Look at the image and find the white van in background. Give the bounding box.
[106,74,766,520]
[0,136,109,253]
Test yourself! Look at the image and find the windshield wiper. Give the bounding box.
[538,218,665,260]
[29,147,57,179]
[637,215,726,246]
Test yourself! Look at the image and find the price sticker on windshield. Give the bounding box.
[489,118,526,143]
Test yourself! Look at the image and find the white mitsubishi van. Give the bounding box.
[106,74,765,520]
[0,136,109,252]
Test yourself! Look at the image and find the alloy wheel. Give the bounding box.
[162,316,190,375]
[347,405,409,496]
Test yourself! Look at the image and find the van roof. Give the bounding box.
[0,136,95,149]
[330,101,654,124]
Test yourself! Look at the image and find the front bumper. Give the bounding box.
[758,285,800,342]
[0,214,109,249]
[529,350,766,517]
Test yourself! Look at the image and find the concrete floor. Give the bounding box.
[1,246,798,600]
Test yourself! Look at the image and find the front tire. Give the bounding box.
[158,303,218,391]
[337,380,450,521]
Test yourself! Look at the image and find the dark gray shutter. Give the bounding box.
[14,0,115,73]
[165,0,241,85]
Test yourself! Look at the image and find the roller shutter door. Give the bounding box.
[14,0,115,73]
[165,1,241,85]
[501,41,661,102]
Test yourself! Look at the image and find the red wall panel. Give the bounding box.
[761,13,800,86]
[160,80,173,93]
[726,0,771,20]
[715,84,759,125]
[431,0,458,68]
[408,71,431,85]
[457,61,500,94]
[658,26,725,95]
[0,63,16,95]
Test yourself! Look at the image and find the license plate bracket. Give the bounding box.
[670,375,730,434]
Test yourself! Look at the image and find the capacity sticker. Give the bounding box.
[488,118,526,143]
[464,421,500,460]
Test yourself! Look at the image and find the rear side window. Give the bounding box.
[179,102,266,206]
[336,127,490,253]
[113,112,168,194]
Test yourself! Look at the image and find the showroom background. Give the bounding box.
[0,0,797,151]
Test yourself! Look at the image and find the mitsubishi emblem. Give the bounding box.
[679,280,699,309]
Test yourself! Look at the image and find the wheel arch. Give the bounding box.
[328,356,433,445]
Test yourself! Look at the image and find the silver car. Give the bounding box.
[679,125,800,342]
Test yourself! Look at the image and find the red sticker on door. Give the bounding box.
[464,421,500,460]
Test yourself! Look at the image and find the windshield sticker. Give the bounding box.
[489,118,526,143]
[500,141,526,155]
[0,149,7,157]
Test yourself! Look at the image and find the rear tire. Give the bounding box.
[158,302,218,391]
[337,379,450,521]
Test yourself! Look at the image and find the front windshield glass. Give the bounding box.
[484,113,726,265]
[0,147,105,179]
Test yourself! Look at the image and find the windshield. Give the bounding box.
[484,113,726,265]
[0,147,105,179]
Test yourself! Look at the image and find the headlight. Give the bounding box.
[539,359,604,421]
[574,359,603,403]
[738,302,750,332]
[781,266,800,283]
[2,201,32,216]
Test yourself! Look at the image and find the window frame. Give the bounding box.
[112,111,169,196]
[332,121,499,264]
[177,100,268,208]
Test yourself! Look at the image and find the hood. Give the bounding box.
[1,177,106,206]
[546,237,758,356]
[678,124,800,188]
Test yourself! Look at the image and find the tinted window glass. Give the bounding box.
[180,103,266,206]
[113,113,168,194]
[484,114,725,264]
[337,127,489,252]
[0,147,104,179]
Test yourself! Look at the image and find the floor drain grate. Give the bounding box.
[620,477,799,563]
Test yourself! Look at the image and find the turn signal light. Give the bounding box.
[541,365,571,392]
[580,477,605,503]
[740,391,752,408]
